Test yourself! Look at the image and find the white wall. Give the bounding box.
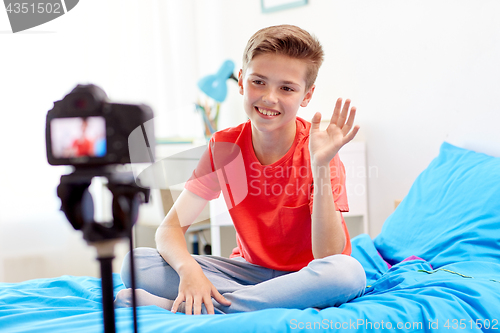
[1,0,499,281]
[196,0,500,236]
[0,0,200,281]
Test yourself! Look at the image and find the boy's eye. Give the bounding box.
[253,80,264,85]
[282,86,294,92]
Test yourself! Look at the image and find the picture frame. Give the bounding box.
[261,0,308,13]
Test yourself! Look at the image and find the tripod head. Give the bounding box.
[57,168,149,244]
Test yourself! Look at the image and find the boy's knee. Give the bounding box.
[310,254,366,297]
[120,247,163,288]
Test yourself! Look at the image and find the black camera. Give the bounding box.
[46,84,155,333]
[45,84,155,167]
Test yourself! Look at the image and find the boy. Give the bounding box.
[116,24,366,315]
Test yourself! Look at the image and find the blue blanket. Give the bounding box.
[2,234,500,333]
[3,143,500,332]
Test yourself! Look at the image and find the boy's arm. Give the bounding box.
[310,166,346,257]
[309,98,359,259]
[155,189,231,314]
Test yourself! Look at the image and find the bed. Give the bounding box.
[1,141,500,333]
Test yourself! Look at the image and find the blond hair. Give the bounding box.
[242,25,324,90]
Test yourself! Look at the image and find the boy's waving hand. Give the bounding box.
[309,98,360,166]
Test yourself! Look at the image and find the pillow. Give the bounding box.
[374,142,500,268]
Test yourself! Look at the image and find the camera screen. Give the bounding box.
[50,117,106,159]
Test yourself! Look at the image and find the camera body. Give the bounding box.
[46,84,154,167]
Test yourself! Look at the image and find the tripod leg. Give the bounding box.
[99,256,116,333]
[128,231,139,333]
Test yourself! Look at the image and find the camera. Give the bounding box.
[46,84,155,333]
[45,83,155,234]
[45,84,155,167]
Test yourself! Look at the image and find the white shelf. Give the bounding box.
[338,141,369,235]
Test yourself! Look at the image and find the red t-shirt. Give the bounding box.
[185,117,351,271]
[72,138,93,157]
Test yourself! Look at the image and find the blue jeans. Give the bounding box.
[120,248,366,314]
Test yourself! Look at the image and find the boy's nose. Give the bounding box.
[262,88,278,104]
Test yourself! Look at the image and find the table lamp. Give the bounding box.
[196,59,238,140]
[197,59,238,103]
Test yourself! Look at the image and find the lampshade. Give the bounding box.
[197,60,236,103]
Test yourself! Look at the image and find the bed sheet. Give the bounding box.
[1,234,500,333]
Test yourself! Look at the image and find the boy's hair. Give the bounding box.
[242,25,324,90]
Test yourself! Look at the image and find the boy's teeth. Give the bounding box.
[257,107,279,116]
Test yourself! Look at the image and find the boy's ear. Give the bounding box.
[238,69,244,95]
[300,85,315,107]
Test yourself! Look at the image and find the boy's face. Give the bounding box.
[238,53,315,135]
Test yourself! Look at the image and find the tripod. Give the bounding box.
[57,168,149,333]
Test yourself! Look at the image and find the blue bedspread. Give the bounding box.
[2,234,500,333]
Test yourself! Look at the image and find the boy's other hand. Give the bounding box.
[309,98,360,166]
[171,265,231,315]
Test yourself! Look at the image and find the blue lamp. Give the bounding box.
[197,60,238,103]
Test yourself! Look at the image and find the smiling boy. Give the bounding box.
[116,24,366,315]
